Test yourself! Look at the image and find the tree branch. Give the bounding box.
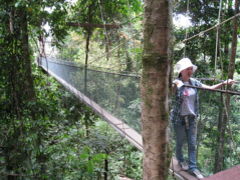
[67,22,121,29]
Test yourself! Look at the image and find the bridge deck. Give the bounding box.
[203,165,240,180]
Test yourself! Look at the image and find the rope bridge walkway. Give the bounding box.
[38,57,240,180]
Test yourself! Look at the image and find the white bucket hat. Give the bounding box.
[174,58,197,74]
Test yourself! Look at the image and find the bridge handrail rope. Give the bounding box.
[180,12,240,44]
[183,84,240,96]
[45,57,141,78]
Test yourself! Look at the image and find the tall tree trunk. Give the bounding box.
[141,0,172,179]
[214,0,239,172]
[3,5,36,179]
[20,7,35,101]
[214,96,224,172]
[104,150,109,180]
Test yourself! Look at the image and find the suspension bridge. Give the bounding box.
[38,57,240,180]
[37,3,240,179]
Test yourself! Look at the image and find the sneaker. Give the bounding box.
[189,169,204,179]
[179,161,189,171]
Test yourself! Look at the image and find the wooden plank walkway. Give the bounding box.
[169,158,197,180]
[119,176,135,180]
[203,165,240,180]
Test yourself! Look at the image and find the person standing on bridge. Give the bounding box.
[171,58,235,179]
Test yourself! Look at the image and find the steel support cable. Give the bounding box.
[88,30,142,65]
[88,33,143,74]
[101,41,143,69]
[88,23,142,64]
[99,31,143,74]
[30,29,49,69]
[214,0,223,74]
[92,41,142,71]
[179,12,240,44]
[97,0,110,61]
[44,9,240,77]
[183,0,190,57]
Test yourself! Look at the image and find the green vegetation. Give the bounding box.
[1,0,240,179]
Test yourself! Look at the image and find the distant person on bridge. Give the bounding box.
[171,58,235,179]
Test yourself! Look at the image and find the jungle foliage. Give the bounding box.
[1,0,240,179]
[0,0,142,179]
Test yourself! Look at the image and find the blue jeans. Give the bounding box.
[174,115,197,170]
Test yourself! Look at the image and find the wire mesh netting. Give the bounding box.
[39,57,141,132]
[39,57,240,176]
